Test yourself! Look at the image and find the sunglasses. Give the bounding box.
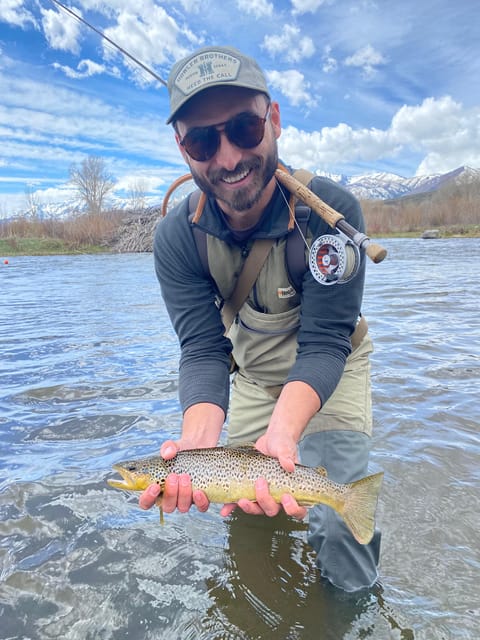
[178,105,270,162]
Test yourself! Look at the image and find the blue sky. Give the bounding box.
[1,0,479,214]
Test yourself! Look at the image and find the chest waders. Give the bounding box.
[186,174,372,443]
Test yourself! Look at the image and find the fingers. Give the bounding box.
[162,473,192,513]
[229,478,307,520]
[281,494,308,520]
[139,483,162,510]
[220,503,237,517]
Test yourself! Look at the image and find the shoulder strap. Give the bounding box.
[221,239,274,332]
[188,190,274,333]
[188,191,209,276]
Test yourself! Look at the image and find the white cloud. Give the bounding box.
[278,96,480,175]
[41,6,83,55]
[267,69,317,109]
[236,0,273,18]
[263,25,315,62]
[98,5,195,85]
[291,0,328,14]
[52,59,119,79]
[322,45,337,73]
[344,44,387,77]
[0,0,37,28]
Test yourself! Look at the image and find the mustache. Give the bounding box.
[208,159,261,185]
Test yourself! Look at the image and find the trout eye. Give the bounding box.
[126,464,137,471]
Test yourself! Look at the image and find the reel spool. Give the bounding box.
[309,233,361,285]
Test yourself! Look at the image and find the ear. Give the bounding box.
[270,101,281,139]
[175,131,190,163]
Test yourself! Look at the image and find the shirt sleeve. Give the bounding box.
[153,201,232,415]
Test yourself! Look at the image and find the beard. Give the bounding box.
[189,145,278,213]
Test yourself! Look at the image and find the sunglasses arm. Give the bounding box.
[275,168,387,264]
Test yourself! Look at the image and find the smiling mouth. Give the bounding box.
[221,168,251,184]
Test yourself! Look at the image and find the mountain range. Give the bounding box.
[10,165,480,220]
[318,165,480,200]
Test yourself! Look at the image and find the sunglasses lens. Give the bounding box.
[181,108,268,161]
[227,113,266,149]
[182,127,220,162]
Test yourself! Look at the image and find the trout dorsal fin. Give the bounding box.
[315,466,328,476]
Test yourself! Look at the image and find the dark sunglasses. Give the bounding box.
[179,105,270,162]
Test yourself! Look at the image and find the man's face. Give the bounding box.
[174,87,281,216]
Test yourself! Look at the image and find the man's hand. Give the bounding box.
[138,438,210,513]
[220,431,307,521]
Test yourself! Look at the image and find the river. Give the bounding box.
[0,238,479,639]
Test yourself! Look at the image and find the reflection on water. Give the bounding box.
[1,242,479,639]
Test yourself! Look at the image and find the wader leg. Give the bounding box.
[298,430,381,592]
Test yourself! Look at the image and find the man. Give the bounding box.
[140,45,381,592]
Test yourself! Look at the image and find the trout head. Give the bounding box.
[107,456,167,492]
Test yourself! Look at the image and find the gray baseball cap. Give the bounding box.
[166,45,270,124]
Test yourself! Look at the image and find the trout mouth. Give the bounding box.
[107,464,151,491]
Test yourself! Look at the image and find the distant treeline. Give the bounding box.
[362,177,480,236]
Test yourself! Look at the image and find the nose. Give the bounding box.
[213,129,243,171]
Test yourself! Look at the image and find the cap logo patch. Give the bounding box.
[174,51,241,96]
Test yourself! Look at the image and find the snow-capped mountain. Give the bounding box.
[318,165,480,200]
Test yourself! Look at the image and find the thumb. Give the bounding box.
[279,453,296,474]
[160,440,179,460]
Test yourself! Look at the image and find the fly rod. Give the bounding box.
[49,0,167,86]
[275,169,387,264]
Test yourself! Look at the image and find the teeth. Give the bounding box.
[222,169,250,184]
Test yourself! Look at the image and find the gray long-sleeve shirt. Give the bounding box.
[153,173,366,416]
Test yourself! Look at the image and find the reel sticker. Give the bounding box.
[309,234,360,285]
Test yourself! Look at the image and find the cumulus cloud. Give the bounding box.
[278,95,480,175]
[267,69,318,109]
[0,0,37,28]
[344,44,387,77]
[236,0,273,18]
[263,25,315,62]
[41,6,83,55]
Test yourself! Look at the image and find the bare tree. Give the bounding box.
[69,155,115,214]
[128,178,148,211]
[24,186,40,219]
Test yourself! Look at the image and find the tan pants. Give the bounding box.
[227,334,373,444]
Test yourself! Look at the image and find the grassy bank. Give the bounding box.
[0,237,109,256]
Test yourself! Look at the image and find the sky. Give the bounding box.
[0,0,479,214]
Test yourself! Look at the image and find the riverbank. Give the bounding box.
[1,224,479,257]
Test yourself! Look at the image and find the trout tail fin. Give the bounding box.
[341,472,384,545]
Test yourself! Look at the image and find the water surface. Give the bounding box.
[1,240,479,639]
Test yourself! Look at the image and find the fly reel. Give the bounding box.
[309,233,361,285]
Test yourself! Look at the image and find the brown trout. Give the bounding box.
[107,445,383,545]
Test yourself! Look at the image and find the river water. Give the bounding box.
[0,238,479,640]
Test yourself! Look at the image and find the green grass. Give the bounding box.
[0,237,110,256]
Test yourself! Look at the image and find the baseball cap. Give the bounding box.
[166,45,270,124]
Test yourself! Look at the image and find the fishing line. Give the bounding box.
[48,0,168,86]
[276,177,310,251]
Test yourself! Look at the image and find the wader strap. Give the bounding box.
[222,238,275,333]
